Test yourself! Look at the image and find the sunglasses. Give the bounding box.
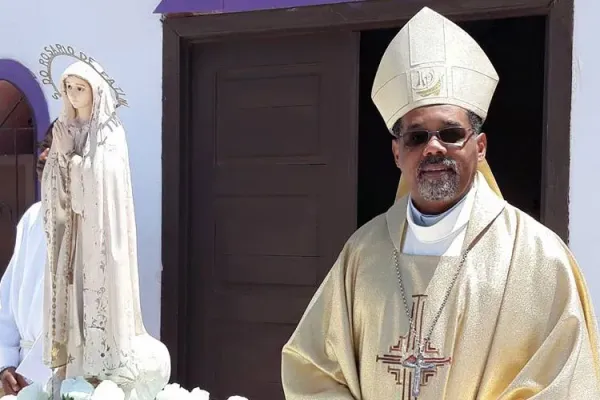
[397,127,475,148]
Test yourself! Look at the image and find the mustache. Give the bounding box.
[417,155,458,173]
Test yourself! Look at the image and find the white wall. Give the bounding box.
[0,0,164,337]
[571,0,600,313]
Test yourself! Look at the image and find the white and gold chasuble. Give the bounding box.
[281,173,600,399]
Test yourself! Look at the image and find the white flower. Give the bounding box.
[91,380,124,400]
[60,377,94,400]
[155,383,211,400]
[16,383,48,400]
[189,388,210,400]
[155,383,200,400]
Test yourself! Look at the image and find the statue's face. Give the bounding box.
[65,75,92,110]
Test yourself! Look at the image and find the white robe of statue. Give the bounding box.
[0,202,47,375]
[40,61,170,400]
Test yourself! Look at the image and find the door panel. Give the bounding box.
[188,32,358,399]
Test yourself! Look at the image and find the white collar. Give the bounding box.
[406,178,478,244]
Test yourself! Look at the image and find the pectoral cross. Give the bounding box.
[402,351,436,398]
[376,295,452,400]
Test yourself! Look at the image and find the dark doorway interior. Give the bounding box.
[358,16,546,227]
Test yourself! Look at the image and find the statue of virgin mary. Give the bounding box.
[40,61,170,399]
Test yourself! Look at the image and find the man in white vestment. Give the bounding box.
[0,124,54,395]
[281,7,600,399]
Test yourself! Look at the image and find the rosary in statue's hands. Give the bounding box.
[53,120,75,156]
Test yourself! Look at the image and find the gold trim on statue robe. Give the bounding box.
[281,172,600,399]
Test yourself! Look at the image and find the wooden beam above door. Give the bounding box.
[165,0,553,39]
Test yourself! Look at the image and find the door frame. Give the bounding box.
[161,0,573,384]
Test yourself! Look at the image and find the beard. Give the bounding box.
[416,155,460,202]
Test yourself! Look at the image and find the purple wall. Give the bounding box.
[154,0,361,14]
[0,59,51,201]
[0,59,50,144]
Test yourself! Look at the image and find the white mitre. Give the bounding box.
[371,7,499,132]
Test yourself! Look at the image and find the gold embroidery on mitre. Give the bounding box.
[411,67,443,98]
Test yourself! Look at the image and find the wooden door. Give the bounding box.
[0,154,35,274]
[187,32,358,399]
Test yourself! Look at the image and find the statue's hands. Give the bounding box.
[53,121,75,155]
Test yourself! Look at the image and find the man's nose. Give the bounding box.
[422,136,447,156]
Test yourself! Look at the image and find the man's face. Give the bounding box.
[36,147,50,182]
[392,105,486,213]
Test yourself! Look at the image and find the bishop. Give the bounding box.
[281,7,600,399]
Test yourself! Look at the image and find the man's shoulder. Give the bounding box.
[503,202,565,244]
[502,202,572,266]
[501,203,586,298]
[18,202,42,230]
[327,212,389,275]
[345,211,390,250]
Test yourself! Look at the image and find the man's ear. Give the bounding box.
[476,132,487,162]
[392,138,401,168]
